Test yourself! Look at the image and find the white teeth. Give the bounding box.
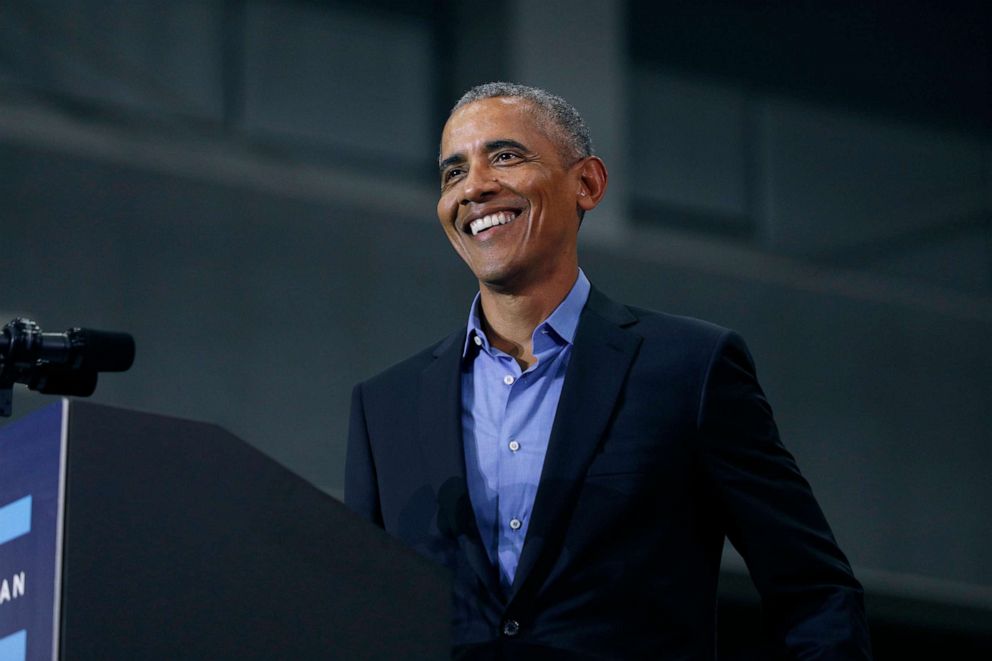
[470,211,517,236]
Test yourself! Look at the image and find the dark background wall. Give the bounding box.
[1,0,989,654]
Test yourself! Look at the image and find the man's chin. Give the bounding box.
[468,262,514,290]
[473,265,539,296]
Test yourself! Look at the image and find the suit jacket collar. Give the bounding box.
[418,287,642,605]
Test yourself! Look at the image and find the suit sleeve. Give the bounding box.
[697,331,872,659]
[345,382,384,527]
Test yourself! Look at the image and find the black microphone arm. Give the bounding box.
[0,318,135,417]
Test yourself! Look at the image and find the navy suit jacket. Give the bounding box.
[345,288,871,659]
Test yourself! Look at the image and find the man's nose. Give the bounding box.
[461,164,500,204]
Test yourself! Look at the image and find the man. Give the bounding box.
[346,82,871,659]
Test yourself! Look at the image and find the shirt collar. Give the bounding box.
[462,269,591,357]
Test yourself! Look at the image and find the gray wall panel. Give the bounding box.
[0,0,225,119]
[631,69,749,218]
[242,1,435,162]
[760,99,987,255]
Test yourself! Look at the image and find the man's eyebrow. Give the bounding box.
[439,153,465,173]
[485,139,529,153]
[438,139,531,173]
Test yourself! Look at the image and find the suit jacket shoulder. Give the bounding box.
[360,329,462,393]
[586,286,734,356]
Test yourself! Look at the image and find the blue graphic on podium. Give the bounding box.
[1,403,66,661]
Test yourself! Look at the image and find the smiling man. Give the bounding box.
[346,83,872,660]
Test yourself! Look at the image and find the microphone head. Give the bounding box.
[69,329,136,372]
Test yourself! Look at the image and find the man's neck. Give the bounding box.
[477,268,579,369]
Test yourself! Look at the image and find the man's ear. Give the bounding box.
[577,156,608,212]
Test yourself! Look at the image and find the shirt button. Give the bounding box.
[502,619,520,637]
[509,518,522,531]
[503,374,514,385]
[473,335,482,346]
[508,440,520,452]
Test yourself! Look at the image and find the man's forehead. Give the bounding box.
[440,97,549,158]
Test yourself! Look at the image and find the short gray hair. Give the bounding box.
[450,82,593,163]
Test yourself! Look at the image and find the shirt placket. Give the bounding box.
[495,354,525,587]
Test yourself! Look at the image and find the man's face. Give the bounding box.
[437,97,584,291]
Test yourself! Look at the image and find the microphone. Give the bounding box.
[0,318,136,416]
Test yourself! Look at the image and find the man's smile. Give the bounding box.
[467,210,521,236]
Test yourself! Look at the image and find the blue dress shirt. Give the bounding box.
[460,270,591,589]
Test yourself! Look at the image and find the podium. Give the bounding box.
[0,400,451,660]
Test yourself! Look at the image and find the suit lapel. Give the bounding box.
[419,331,466,499]
[419,330,504,600]
[508,288,641,602]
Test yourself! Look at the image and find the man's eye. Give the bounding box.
[443,168,464,183]
[494,152,521,163]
